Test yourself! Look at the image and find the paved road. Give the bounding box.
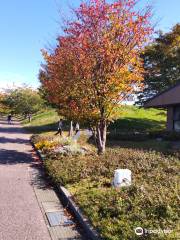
[0,118,51,240]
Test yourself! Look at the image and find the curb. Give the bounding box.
[31,140,102,240]
[57,185,102,240]
[31,141,46,162]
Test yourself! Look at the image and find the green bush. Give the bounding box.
[108,130,180,142]
[107,132,149,141]
[149,130,180,141]
[31,134,54,144]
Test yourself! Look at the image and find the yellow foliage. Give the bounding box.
[35,140,58,151]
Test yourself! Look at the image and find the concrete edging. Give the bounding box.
[57,185,102,240]
[31,139,102,240]
[31,141,46,162]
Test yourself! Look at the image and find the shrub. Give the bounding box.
[149,130,180,141]
[31,134,54,144]
[108,130,180,142]
[34,140,58,151]
[107,132,149,141]
[44,148,179,240]
[32,132,179,239]
[56,136,73,146]
[53,143,88,156]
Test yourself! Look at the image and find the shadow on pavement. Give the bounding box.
[29,162,53,190]
[0,149,32,165]
[0,127,23,134]
[0,136,30,144]
[0,148,55,195]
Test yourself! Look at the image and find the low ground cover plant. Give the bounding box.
[32,133,179,240]
[107,130,180,142]
[32,134,92,156]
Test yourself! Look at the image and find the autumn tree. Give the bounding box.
[40,0,152,153]
[137,24,180,104]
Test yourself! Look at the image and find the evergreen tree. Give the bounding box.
[137,24,180,104]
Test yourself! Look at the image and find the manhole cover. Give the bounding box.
[46,212,74,227]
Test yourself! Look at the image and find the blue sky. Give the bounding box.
[0,0,180,89]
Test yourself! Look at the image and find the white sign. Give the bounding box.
[113,169,131,187]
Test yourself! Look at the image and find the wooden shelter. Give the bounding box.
[144,83,180,131]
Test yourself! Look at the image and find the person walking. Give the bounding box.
[75,122,80,134]
[7,114,12,124]
[28,114,32,122]
[55,119,63,136]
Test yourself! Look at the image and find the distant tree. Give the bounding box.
[0,93,9,114]
[3,87,44,116]
[40,0,152,153]
[137,24,180,104]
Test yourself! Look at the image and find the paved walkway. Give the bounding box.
[0,118,84,240]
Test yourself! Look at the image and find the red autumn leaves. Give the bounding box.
[40,0,153,153]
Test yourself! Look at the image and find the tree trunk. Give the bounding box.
[69,120,74,137]
[96,119,107,154]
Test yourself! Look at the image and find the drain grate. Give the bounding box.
[46,211,74,227]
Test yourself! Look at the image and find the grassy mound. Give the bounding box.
[23,109,59,134]
[23,106,166,135]
[109,106,166,132]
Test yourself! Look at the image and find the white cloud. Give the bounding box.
[0,72,39,91]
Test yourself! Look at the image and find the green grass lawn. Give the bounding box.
[109,106,166,132]
[23,109,59,134]
[23,106,166,135]
[23,106,169,153]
